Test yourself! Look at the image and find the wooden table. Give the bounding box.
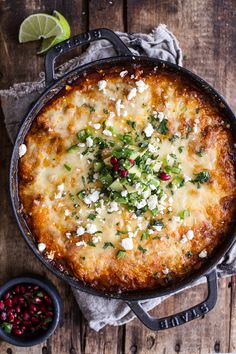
[0,1,236,353]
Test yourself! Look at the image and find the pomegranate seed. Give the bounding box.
[22,311,30,321]
[8,313,15,322]
[113,163,120,171]
[40,305,47,313]
[20,285,26,294]
[15,305,21,314]
[12,296,18,305]
[110,156,118,165]
[14,285,20,294]
[29,304,37,312]
[34,286,39,291]
[129,159,135,166]
[120,169,128,177]
[160,171,171,181]
[18,296,25,304]
[23,320,30,326]
[34,297,42,304]
[0,300,5,311]
[12,328,22,336]
[0,312,7,321]
[31,316,39,324]
[46,311,53,317]
[4,292,10,300]
[5,298,13,307]
[20,325,26,333]
[13,319,21,325]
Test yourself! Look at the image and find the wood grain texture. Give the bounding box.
[0,0,236,353]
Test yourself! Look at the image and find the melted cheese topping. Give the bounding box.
[19,65,236,292]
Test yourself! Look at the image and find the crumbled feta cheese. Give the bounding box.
[98,80,107,91]
[54,184,65,199]
[65,232,71,238]
[150,184,157,191]
[127,87,137,100]
[121,237,133,250]
[86,224,97,234]
[86,136,93,147]
[153,225,163,232]
[147,195,158,210]
[135,80,148,93]
[162,267,169,275]
[92,236,102,244]
[184,175,191,182]
[160,194,167,204]
[144,123,154,138]
[109,111,115,120]
[84,190,100,204]
[78,143,85,148]
[168,207,173,212]
[93,123,101,130]
[148,143,156,153]
[115,99,123,116]
[122,110,128,117]
[76,226,85,236]
[103,129,112,137]
[136,200,147,209]
[199,250,207,258]
[121,190,128,197]
[186,230,194,240]
[180,235,188,243]
[19,144,27,158]
[169,197,173,204]
[172,216,181,222]
[108,201,119,213]
[120,70,128,78]
[38,243,46,252]
[148,229,154,234]
[128,231,134,238]
[142,190,150,199]
[76,240,87,247]
[64,209,70,216]
[158,112,165,121]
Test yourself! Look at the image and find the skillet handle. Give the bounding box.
[127,270,217,331]
[44,28,132,86]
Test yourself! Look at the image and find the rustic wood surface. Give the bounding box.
[0,0,236,353]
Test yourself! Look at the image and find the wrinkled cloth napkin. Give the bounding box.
[1,24,236,331]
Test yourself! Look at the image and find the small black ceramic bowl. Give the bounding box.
[0,274,62,347]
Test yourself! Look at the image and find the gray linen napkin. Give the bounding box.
[1,24,236,331]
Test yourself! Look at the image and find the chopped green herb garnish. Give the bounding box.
[87,241,96,247]
[116,230,127,235]
[178,146,184,153]
[88,213,96,220]
[82,175,86,187]
[196,147,205,157]
[192,171,210,185]
[186,251,193,257]
[103,242,115,249]
[83,103,95,113]
[77,190,86,200]
[141,232,148,241]
[67,144,79,153]
[64,163,71,171]
[138,245,147,253]
[116,250,126,258]
[157,119,169,135]
[127,120,136,129]
[169,134,179,143]
[179,209,190,219]
[1,322,12,334]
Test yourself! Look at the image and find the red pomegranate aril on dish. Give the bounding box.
[129,159,135,166]
[110,156,118,165]
[120,169,128,177]
[0,283,54,337]
[113,163,120,171]
[160,171,171,181]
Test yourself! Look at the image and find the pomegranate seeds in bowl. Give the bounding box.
[0,283,54,337]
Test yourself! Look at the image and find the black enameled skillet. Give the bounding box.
[10,28,236,331]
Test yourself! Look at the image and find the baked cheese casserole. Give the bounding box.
[19,63,236,292]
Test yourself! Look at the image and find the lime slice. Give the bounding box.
[37,11,71,54]
[19,13,63,43]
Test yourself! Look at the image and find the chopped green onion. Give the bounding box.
[103,242,115,249]
[116,250,126,258]
[138,245,147,253]
[64,163,71,171]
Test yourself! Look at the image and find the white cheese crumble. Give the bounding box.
[108,201,119,213]
[76,240,87,247]
[127,87,137,100]
[186,230,194,240]
[144,123,154,138]
[147,195,158,210]
[148,143,156,153]
[120,70,128,78]
[93,123,101,130]
[121,238,133,250]
[136,200,147,209]
[86,136,93,147]
[115,99,123,117]
[153,225,163,232]
[184,175,191,182]
[158,112,165,121]
[38,243,46,252]
[199,250,207,258]
[103,129,112,137]
[162,267,169,275]
[19,144,27,158]
[172,216,181,223]
[121,190,128,197]
[86,224,97,234]
[148,229,154,234]
[64,209,70,216]
[76,226,85,236]
[54,184,65,199]
[92,236,102,244]
[135,80,148,93]
[84,190,100,204]
[98,80,107,91]
[78,143,85,148]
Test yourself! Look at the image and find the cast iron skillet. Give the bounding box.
[10,28,236,331]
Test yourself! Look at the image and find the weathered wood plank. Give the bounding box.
[229,275,236,352]
[125,1,236,353]
[82,2,125,354]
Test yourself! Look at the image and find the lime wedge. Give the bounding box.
[19,13,63,43]
[37,11,71,54]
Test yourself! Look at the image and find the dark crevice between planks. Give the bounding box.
[228,276,234,352]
